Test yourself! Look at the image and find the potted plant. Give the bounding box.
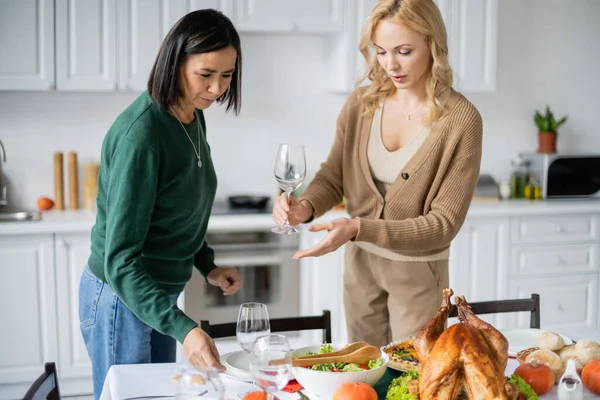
[534,106,567,154]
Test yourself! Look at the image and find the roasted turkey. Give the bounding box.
[413,289,518,400]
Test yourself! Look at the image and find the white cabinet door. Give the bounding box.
[298,229,346,345]
[440,0,499,93]
[327,0,377,93]
[0,0,55,90]
[56,0,118,91]
[232,0,344,33]
[0,234,57,399]
[54,232,93,397]
[449,217,509,327]
[117,0,230,92]
[507,274,599,333]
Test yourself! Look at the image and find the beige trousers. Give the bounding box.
[342,242,449,348]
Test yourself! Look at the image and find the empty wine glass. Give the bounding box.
[236,303,271,394]
[272,143,306,235]
[236,303,271,353]
[175,366,225,400]
[248,334,292,400]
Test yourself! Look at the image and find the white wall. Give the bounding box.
[0,0,599,210]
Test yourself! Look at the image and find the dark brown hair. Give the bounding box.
[148,9,242,114]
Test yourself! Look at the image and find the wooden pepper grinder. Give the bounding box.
[54,152,65,210]
[68,151,79,210]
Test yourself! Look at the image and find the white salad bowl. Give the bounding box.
[290,344,389,398]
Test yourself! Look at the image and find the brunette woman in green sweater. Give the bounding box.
[79,9,242,399]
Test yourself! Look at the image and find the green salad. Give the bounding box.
[303,343,385,372]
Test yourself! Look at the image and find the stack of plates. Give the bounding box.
[220,350,252,382]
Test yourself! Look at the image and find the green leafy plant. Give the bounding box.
[534,106,567,132]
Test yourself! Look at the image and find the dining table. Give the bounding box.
[99,330,600,400]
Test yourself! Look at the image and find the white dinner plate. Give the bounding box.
[220,351,252,382]
[500,328,573,356]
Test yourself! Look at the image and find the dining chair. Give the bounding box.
[448,293,541,329]
[23,362,61,400]
[200,309,332,343]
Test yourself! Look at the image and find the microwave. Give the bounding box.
[519,153,600,198]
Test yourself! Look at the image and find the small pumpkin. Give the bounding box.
[241,392,279,400]
[514,360,554,395]
[333,382,378,400]
[582,358,600,395]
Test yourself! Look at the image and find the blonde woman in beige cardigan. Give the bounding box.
[272,0,483,347]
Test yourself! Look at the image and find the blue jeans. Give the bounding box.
[79,265,179,399]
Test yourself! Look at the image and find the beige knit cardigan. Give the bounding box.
[300,87,483,257]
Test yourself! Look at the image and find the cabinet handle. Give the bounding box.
[554,225,565,233]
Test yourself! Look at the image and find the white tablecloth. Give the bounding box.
[100,332,600,400]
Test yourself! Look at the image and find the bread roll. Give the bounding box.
[526,348,564,382]
[537,331,565,351]
[575,338,600,365]
[557,344,584,369]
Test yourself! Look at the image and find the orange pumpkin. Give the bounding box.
[37,196,55,211]
[514,360,554,395]
[241,391,279,400]
[582,358,600,395]
[333,382,378,400]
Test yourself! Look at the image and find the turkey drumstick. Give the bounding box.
[414,288,454,362]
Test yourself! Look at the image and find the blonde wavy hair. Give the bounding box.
[358,0,453,125]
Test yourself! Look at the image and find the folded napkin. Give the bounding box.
[282,379,303,393]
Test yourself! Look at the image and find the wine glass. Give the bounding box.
[175,366,225,400]
[248,334,292,400]
[272,143,306,235]
[236,303,271,394]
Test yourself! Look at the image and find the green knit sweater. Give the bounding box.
[88,91,218,343]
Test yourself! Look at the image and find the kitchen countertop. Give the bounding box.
[1,199,599,235]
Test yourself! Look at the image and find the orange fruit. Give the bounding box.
[241,392,279,400]
[37,197,55,211]
[333,382,378,400]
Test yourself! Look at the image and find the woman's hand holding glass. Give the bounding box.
[272,193,313,228]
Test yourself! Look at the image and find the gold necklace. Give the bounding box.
[398,103,425,120]
[170,106,202,168]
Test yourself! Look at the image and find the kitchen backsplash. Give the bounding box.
[0,0,599,210]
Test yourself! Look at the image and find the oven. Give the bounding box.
[184,228,300,326]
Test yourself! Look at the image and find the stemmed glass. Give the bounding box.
[248,334,292,400]
[236,303,271,394]
[174,366,225,400]
[272,143,306,235]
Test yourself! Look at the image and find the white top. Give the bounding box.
[357,101,449,261]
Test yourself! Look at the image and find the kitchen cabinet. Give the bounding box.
[328,0,499,93]
[54,232,94,396]
[0,231,93,399]
[0,0,55,91]
[231,0,344,34]
[55,0,118,91]
[117,0,232,92]
[0,234,57,400]
[447,217,510,327]
[441,0,499,93]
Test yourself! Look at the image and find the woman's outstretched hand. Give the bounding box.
[272,193,313,227]
[293,217,359,259]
